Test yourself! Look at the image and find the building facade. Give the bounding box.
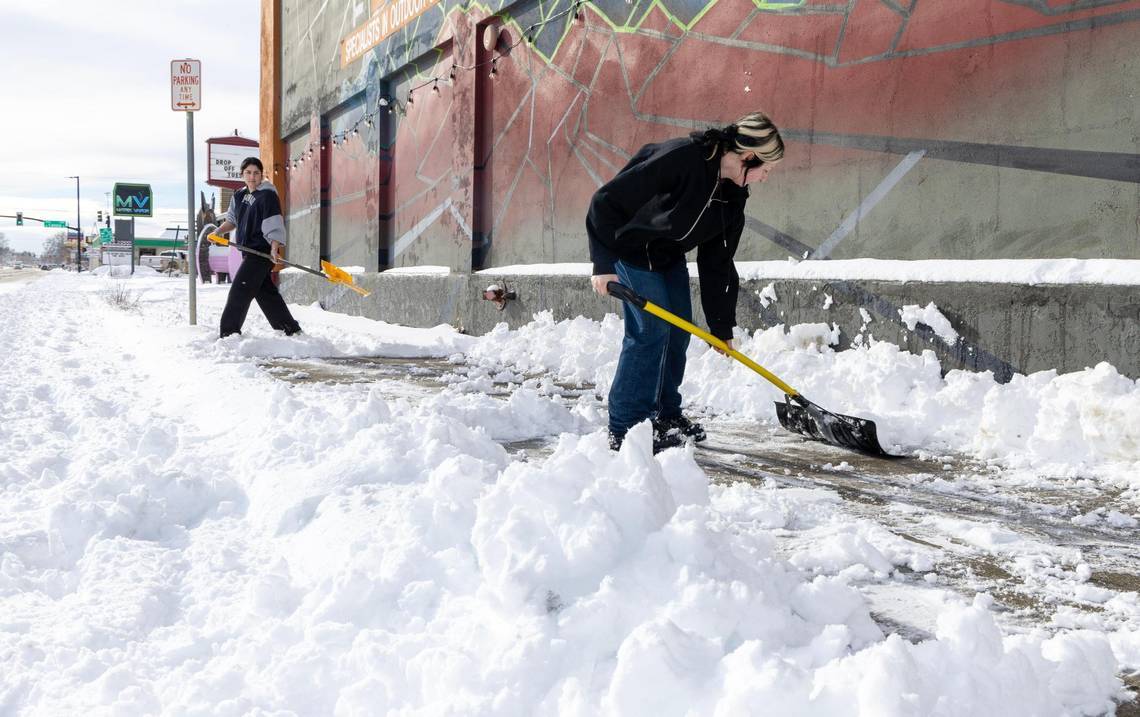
[262,0,1140,273]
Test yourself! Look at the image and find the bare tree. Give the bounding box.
[0,232,8,263]
[42,232,69,265]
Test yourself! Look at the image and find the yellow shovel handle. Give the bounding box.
[640,299,801,398]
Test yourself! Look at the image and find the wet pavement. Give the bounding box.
[260,356,456,387]
[697,422,1139,625]
[262,354,1140,711]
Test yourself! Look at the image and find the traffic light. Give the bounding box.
[15,212,22,226]
[97,210,103,224]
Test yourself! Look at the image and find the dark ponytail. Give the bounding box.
[691,112,784,162]
[690,124,739,160]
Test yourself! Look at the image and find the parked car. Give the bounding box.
[139,251,188,273]
[13,263,23,270]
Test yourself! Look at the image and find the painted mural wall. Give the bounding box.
[278,0,1140,272]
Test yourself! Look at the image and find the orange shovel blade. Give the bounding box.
[320,260,371,297]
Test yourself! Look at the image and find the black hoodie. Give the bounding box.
[586,136,749,340]
[224,180,286,254]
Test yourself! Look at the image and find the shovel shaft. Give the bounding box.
[607,281,800,397]
[207,234,371,296]
[640,301,801,397]
[229,242,326,278]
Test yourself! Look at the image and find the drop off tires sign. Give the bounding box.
[113,183,153,217]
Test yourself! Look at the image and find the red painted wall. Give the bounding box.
[279,0,1140,269]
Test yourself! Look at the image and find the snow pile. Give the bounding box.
[210,304,475,360]
[734,257,1140,285]
[465,311,626,392]
[480,257,1140,284]
[90,264,161,277]
[0,272,1135,714]
[467,312,1140,482]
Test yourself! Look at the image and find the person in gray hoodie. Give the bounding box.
[215,157,302,338]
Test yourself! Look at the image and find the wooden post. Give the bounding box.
[260,0,285,207]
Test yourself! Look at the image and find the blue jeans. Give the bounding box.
[608,260,692,437]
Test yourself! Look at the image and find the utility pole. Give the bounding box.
[67,176,81,272]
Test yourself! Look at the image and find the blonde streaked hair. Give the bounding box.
[693,111,784,162]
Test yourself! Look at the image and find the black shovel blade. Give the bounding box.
[775,395,893,457]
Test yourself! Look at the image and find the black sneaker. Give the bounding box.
[608,429,684,454]
[654,414,707,442]
[652,429,685,453]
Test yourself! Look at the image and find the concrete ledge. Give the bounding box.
[279,271,1140,381]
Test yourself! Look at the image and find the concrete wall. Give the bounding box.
[273,0,1140,271]
[279,272,1140,380]
[272,1,1140,379]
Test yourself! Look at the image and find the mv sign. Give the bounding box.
[172,58,201,324]
[170,59,201,111]
[113,183,153,217]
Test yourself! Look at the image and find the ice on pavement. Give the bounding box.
[0,271,1136,714]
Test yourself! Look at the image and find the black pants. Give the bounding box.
[219,255,301,337]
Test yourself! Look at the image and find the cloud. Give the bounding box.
[0,1,261,253]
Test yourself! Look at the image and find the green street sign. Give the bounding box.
[99,227,112,241]
[44,220,67,228]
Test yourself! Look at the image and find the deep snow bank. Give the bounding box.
[0,274,1133,714]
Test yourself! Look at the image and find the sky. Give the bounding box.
[0,0,261,254]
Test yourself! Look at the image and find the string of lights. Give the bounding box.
[282,0,589,174]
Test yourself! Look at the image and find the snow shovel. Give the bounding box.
[606,281,891,457]
[206,234,371,297]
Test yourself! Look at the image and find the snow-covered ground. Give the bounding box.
[1,270,1137,715]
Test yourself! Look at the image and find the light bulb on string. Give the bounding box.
[432,79,440,95]
[449,65,457,81]
[490,59,498,78]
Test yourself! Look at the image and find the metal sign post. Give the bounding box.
[172,58,201,325]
